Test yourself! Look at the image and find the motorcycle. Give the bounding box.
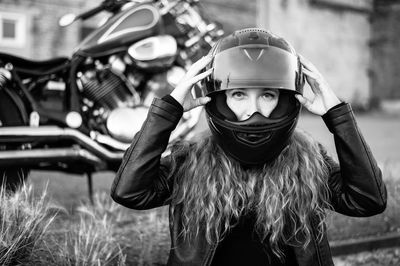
[0,0,223,191]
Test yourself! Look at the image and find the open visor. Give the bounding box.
[205,44,300,95]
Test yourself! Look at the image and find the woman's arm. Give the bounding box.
[297,55,387,216]
[322,103,387,216]
[111,55,213,210]
[110,96,183,210]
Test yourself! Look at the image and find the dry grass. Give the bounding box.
[1,160,399,265]
[333,246,400,266]
[327,160,400,241]
[38,191,168,265]
[0,183,60,266]
[40,192,128,266]
[50,214,126,266]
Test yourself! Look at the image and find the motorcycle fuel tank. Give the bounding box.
[128,35,177,71]
[75,4,162,57]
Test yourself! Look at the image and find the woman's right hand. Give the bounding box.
[170,55,213,112]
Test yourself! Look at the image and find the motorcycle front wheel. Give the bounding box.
[0,88,29,192]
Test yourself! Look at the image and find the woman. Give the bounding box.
[111,29,387,266]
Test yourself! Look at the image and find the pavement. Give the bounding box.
[298,111,400,163]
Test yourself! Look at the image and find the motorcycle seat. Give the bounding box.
[0,52,70,76]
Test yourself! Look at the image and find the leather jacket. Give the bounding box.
[111,97,387,266]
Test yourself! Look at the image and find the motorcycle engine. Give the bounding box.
[78,68,137,109]
[78,64,185,144]
[78,67,144,142]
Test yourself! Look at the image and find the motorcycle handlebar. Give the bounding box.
[184,25,223,48]
[77,4,106,20]
[76,0,131,21]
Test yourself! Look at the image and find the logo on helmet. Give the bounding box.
[243,48,265,61]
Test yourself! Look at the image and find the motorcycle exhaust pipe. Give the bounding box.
[0,126,125,162]
[0,147,104,168]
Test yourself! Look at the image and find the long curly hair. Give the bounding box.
[169,129,332,258]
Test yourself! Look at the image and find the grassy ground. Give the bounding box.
[27,163,400,265]
[333,247,400,266]
[5,181,398,265]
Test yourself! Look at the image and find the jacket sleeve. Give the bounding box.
[322,103,387,217]
[110,96,183,210]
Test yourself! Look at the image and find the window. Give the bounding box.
[0,11,27,47]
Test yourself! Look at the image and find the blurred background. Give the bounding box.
[0,0,399,265]
[1,0,399,109]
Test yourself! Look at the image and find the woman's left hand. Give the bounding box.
[295,55,342,116]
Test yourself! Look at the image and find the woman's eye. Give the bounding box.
[263,93,275,99]
[232,91,245,98]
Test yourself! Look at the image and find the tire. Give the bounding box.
[0,88,29,192]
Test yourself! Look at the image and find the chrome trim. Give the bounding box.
[98,5,160,44]
[128,35,177,61]
[0,68,12,81]
[0,148,104,168]
[106,106,148,143]
[0,126,124,161]
[90,131,131,151]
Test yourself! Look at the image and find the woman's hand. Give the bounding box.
[170,55,213,112]
[295,55,342,116]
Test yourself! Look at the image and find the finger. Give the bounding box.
[188,68,213,84]
[193,96,212,107]
[170,80,197,104]
[302,67,320,81]
[172,68,213,102]
[298,54,313,71]
[298,54,320,74]
[186,56,213,78]
[303,68,332,95]
[302,68,324,91]
[176,68,212,91]
[186,55,213,79]
[295,94,312,109]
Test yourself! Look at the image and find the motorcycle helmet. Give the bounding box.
[202,28,305,165]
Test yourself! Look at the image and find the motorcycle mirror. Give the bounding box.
[59,14,77,27]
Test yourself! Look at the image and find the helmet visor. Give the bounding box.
[206,44,299,95]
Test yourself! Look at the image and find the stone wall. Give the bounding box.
[203,0,257,34]
[370,2,400,100]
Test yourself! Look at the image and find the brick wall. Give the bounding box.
[0,0,84,59]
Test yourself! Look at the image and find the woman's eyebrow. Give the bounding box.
[264,88,279,93]
[229,88,246,93]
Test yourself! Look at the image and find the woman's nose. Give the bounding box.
[246,97,261,117]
